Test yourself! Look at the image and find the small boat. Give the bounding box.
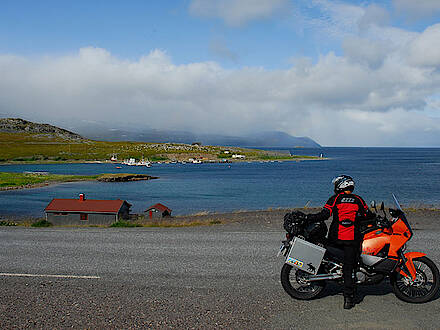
[116,166,122,169]
[123,158,137,166]
[136,159,151,167]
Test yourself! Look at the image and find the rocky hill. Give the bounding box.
[0,118,84,140]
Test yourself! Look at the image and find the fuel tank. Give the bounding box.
[361,229,391,256]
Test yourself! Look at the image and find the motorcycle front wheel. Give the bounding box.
[280,264,326,300]
[391,256,440,303]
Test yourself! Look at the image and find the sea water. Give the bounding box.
[0,147,439,217]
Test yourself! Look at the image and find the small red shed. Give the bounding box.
[145,203,172,219]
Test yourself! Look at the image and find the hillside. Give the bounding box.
[0,118,319,163]
[77,125,322,148]
[0,118,83,140]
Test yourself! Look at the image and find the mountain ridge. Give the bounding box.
[0,118,84,140]
[76,126,321,148]
[0,117,321,148]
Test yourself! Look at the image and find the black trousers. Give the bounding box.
[336,242,360,297]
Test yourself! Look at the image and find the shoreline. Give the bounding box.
[0,173,158,191]
[0,156,327,166]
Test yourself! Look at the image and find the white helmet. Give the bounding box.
[332,175,355,193]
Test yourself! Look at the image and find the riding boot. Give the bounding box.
[344,296,354,310]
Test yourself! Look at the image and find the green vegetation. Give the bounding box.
[0,220,17,226]
[149,156,168,162]
[31,219,52,227]
[0,172,100,188]
[0,131,321,163]
[109,218,223,228]
[0,172,159,189]
[97,173,157,182]
[110,220,143,227]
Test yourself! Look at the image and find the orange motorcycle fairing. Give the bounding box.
[397,252,427,280]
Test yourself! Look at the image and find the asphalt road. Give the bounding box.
[1,223,439,329]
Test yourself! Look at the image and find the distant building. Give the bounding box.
[44,194,131,225]
[145,203,172,219]
[232,154,246,159]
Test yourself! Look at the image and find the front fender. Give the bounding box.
[398,252,427,280]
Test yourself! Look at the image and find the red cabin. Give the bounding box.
[145,203,172,219]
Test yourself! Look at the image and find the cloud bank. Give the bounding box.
[1,2,440,146]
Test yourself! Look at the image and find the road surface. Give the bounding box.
[1,223,439,329]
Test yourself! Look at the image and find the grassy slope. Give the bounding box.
[0,172,99,188]
[0,132,318,162]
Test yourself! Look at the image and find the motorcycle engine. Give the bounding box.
[355,269,385,285]
[355,271,366,284]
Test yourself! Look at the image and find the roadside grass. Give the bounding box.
[191,211,211,216]
[0,220,17,226]
[137,220,223,227]
[109,216,223,228]
[0,218,222,228]
[31,219,52,227]
[110,220,143,228]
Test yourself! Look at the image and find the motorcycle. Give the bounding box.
[278,194,440,303]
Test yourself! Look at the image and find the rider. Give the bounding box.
[305,175,375,309]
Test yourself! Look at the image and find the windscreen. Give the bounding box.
[392,193,413,236]
[392,194,403,211]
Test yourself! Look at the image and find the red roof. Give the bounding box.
[45,198,129,214]
[145,203,172,213]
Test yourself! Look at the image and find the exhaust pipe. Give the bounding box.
[306,274,342,281]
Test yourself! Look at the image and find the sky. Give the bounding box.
[1,0,440,146]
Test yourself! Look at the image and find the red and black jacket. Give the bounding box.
[307,192,374,243]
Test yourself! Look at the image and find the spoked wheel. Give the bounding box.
[280,264,325,300]
[391,256,440,303]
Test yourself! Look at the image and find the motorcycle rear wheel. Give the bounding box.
[281,264,326,300]
[391,256,440,303]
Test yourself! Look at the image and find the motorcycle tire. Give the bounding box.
[280,263,326,300]
[390,256,440,303]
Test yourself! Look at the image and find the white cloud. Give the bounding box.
[189,0,290,26]
[301,108,440,146]
[342,37,390,69]
[407,23,440,67]
[1,20,440,147]
[393,0,440,19]
[358,4,390,30]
